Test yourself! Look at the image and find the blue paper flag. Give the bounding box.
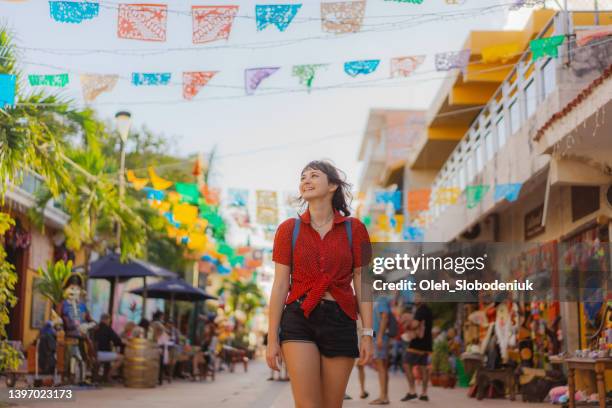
[344,60,381,77]
[375,191,402,211]
[402,226,424,242]
[0,74,16,109]
[132,73,172,86]
[144,187,165,201]
[256,4,302,32]
[494,183,522,202]
[163,212,180,228]
[49,1,99,24]
[217,264,231,274]
[228,188,249,207]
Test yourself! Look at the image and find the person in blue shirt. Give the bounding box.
[370,295,391,405]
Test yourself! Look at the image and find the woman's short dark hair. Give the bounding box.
[299,160,352,216]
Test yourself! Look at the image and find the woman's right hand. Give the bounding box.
[266,339,282,371]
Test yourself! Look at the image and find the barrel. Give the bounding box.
[124,338,160,388]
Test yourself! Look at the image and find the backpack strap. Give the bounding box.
[344,219,352,248]
[289,218,300,291]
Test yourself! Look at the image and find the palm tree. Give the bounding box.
[218,278,266,324]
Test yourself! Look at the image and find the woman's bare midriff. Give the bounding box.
[322,291,335,301]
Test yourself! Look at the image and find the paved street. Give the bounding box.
[6,360,534,408]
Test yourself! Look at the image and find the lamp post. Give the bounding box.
[110,111,131,324]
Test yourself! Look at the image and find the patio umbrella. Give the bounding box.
[85,253,178,320]
[130,278,217,320]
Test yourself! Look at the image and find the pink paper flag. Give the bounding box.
[390,55,425,77]
[183,72,217,100]
[192,5,239,44]
[118,3,168,42]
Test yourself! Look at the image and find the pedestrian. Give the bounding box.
[266,160,374,408]
[401,296,433,402]
[370,295,392,405]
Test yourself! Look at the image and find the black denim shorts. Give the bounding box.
[279,297,359,358]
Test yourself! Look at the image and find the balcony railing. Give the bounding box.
[428,12,565,220]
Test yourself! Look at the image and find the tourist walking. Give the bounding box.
[401,297,433,402]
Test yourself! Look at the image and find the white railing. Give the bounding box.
[428,13,564,220]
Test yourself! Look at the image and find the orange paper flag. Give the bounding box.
[148,167,173,190]
[126,170,148,191]
[407,189,431,212]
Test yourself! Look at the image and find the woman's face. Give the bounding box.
[300,167,337,201]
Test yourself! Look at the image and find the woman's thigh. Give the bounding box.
[320,356,355,408]
[282,341,322,408]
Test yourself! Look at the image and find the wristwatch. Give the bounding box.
[360,328,374,338]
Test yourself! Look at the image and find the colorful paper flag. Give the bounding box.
[132,73,171,86]
[510,0,544,10]
[466,185,490,209]
[576,26,612,47]
[49,1,99,24]
[292,64,326,90]
[530,36,565,60]
[494,183,522,202]
[174,203,198,226]
[435,49,471,72]
[344,60,380,77]
[28,73,69,87]
[167,191,181,204]
[390,55,425,78]
[402,226,424,242]
[433,187,461,205]
[118,3,168,42]
[183,71,216,100]
[481,43,521,64]
[255,4,301,32]
[187,232,207,251]
[192,5,239,44]
[148,167,173,190]
[228,189,249,207]
[144,187,165,202]
[0,74,16,108]
[80,74,118,103]
[407,189,431,213]
[256,190,278,226]
[385,0,423,3]
[375,191,402,211]
[244,67,280,95]
[175,182,200,204]
[321,1,365,34]
[126,170,148,191]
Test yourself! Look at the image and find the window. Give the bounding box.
[542,59,556,98]
[496,116,506,150]
[509,100,520,135]
[525,79,536,119]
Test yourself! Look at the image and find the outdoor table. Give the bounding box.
[564,357,612,408]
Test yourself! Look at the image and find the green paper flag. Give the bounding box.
[292,64,327,90]
[28,74,69,87]
[176,182,200,204]
[466,185,490,209]
[530,35,564,60]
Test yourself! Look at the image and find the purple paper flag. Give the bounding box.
[435,49,471,73]
[244,67,279,95]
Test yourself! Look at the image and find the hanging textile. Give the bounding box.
[0,74,16,108]
[118,3,168,42]
[344,59,380,77]
[390,55,425,77]
[148,167,173,190]
[126,170,148,191]
[435,49,471,72]
[576,26,612,47]
[320,1,366,34]
[49,1,99,24]
[192,5,239,44]
[132,73,171,86]
[407,189,431,213]
[494,183,522,202]
[28,74,69,87]
[433,187,460,205]
[465,185,490,209]
[255,4,301,32]
[183,71,216,100]
[244,67,280,95]
[292,64,326,90]
[530,35,565,60]
[80,74,118,103]
[481,43,521,64]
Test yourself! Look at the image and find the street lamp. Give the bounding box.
[114,111,132,249]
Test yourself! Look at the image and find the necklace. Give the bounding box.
[311,213,333,230]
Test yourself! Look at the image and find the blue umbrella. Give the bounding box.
[130,278,217,319]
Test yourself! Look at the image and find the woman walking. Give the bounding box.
[266,160,374,408]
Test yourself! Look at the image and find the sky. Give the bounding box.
[0,0,538,197]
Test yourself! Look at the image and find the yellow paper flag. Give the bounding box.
[126,170,148,191]
[433,187,461,205]
[188,232,207,251]
[167,191,181,204]
[173,203,198,226]
[148,167,173,190]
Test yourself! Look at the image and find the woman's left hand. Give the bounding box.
[357,335,373,366]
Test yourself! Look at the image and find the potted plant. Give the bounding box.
[431,338,451,387]
[35,260,74,312]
